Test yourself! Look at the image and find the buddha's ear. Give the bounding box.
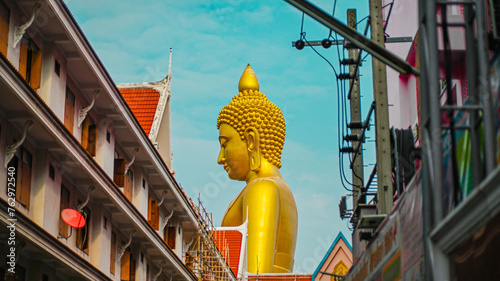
[244,127,261,171]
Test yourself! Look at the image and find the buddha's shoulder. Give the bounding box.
[245,177,289,192]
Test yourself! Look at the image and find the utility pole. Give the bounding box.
[369,0,393,214]
[347,8,367,260]
[347,9,364,213]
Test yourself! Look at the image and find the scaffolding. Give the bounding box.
[185,196,236,281]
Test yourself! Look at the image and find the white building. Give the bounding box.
[0,0,234,280]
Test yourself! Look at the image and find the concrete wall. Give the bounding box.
[383,0,419,129]
[383,0,466,129]
[95,120,115,177]
[156,95,172,170]
[32,149,62,236]
[39,41,68,120]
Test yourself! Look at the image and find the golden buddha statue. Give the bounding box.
[217,65,298,273]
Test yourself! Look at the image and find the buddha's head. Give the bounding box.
[217,65,286,181]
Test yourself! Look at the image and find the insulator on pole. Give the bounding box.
[347,121,364,129]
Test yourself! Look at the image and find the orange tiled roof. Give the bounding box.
[213,230,243,276]
[120,88,160,135]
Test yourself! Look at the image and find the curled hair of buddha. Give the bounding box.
[217,89,286,168]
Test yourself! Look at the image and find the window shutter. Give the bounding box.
[76,207,90,253]
[154,202,160,230]
[168,226,176,249]
[0,4,9,56]
[130,258,136,281]
[148,195,152,225]
[59,197,69,237]
[81,117,89,151]
[110,233,116,275]
[150,199,159,231]
[148,196,160,230]
[18,160,31,208]
[88,122,97,156]
[114,159,125,187]
[64,97,74,134]
[19,42,28,80]
[29,49,42,89]
[120,251,130,281]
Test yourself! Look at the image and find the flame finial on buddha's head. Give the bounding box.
[238,64,260,92]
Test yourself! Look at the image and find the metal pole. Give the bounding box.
[419,0,444,279]
[464,3,483,188]
[369,0,393,215]
[476,0,496,174]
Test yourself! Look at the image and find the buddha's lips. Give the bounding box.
[224,165,229,172]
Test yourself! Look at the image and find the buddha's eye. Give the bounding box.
[220,139,228,148]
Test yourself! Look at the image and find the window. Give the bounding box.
[121,249,130,281]
[19,35,42,90]
[142,178,146,189]
[0,1,9,56]
[106,130,111,143]
[49,164,55,180]
[103,216,107,230]
[110,232,116,275]
[120,249,136,281]
[59,185,70,237]
[148,195,160,230]
[114,155,133,200]
[81,116,97,156]
[76,205,90,253]
[64,88,75,133]
[114,155,125,187]
[6,146,32,209]
[164,226,176,249]
[54,59,60,76]
[124,170,133,201]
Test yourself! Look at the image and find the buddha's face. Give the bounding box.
[217,123,250,181]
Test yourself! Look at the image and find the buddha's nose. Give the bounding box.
[217,149,225,165]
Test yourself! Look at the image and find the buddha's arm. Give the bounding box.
[243,180,280,273]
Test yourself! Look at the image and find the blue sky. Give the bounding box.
[66,0,375,272]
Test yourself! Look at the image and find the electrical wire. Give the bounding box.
[300,12,305,38]
[346,219,354,231]
[302,37,352,192]
[333,25,357,189]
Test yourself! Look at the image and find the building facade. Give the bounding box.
[342,0,500,280]
[0,0,234,280]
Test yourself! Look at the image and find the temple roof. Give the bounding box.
[312,231,353,281]
[213,230,243,276]
[120,88,160,135]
